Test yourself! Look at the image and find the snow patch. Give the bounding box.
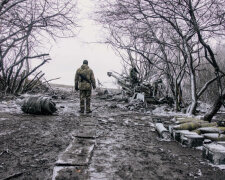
[0,100,22,114]
[152,106,184,116]
[197,101,211,113]
[209,164,225,170]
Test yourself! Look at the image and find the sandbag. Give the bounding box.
[21,96,57,115]
[203,133,225,141]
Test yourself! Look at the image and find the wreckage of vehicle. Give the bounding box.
[107,71,173,105]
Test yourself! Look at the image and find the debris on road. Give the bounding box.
[107,71,173,106]
[155,123,171,140]
[21,96,57,115]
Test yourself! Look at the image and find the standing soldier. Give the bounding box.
[75,60,96,114]
[129,66,139,88]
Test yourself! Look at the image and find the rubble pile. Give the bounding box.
[155,117,225,165]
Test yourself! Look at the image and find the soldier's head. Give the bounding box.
[83,60,88,65]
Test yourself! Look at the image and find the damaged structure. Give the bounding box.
[107,71,173,106]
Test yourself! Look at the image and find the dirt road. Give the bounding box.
[0,90,225,179]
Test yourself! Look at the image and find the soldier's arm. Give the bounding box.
[91,70,96,89]
[75,69,79,90]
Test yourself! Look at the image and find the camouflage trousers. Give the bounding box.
[79,90,91,112]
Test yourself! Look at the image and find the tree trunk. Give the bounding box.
[203,93,225,122]
[188,72,197,115]
[174,81,182,112]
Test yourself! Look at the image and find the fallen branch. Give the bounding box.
[43,77,61,84]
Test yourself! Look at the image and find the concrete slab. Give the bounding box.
[56,138,95,166]
[72,126,96,139]
[52,166,89,180]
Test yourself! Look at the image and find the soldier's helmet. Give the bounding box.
[83,60,88,64]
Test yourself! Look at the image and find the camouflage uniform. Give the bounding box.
[75,64,96,113]
[129,67,139,88]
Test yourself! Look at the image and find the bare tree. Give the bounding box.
[0,0,78,94]
[95,0,225,118]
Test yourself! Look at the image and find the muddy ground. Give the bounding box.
[0,86,225,180]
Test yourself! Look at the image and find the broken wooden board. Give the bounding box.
[56,138,95,166]
[203,143,225,165]
[71,126,96,139]
[181,134,204,148]
[52,166,89,180]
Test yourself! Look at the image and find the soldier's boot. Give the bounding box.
[86,96,91,113]
[80,96,85,113]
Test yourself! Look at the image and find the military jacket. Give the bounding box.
[130,68,138,83]
[75,64,96,90]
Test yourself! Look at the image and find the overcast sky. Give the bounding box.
[40,0,122,88]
